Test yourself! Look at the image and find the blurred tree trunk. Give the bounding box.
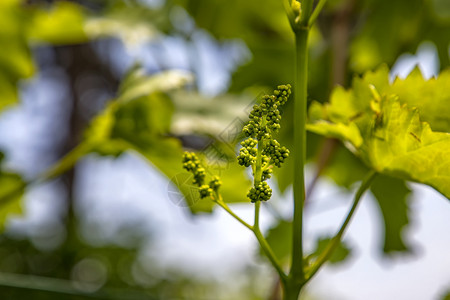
[53,43,118,277]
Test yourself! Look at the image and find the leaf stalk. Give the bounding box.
[305,171,377,280]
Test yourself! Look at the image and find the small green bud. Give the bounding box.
[209,176,222,192]
[247,182,272,202]
[199,185,213,198]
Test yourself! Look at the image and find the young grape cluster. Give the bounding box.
[238,84,292,203]
[181,84,291,204]
[242,84,291,139]
[182,152,222,199]
[237,138,257,167]
[247,182,272,202]
[263,139,290,168]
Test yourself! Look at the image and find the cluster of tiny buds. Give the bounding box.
[262,168,273,181]
[242,84,292,140]
[182,152,222,199]
[238,84,292,203]
[263,139,290,168]
[247,182,272,203]
[237,138,257,167]
[182,152,205,185]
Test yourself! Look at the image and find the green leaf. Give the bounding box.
[0,171,25,230]
[117,66,194,104]
[84,3,168,46]
[342,65,450,132]
[177,0,291,41]
[367,96,450,198]
[324,145,369,189]
[0,1,87,113]
[370,175,412,254]
[308,67,450,200]
[41,143,94,181]
[170,89,254,137]
[0,73,20,113]
[86,94,212,212]
[387,68,450,133]
[310,236,352,265]
[349,0,450,71]
[431,0,450,20]
[0,0,34,113]
[307,121,363,148]
[82,66,250,213]
[441,290,450,300]
[263,220,292,263]
[177,0,296,92]
[27,1,88,45]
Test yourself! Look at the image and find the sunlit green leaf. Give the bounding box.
[366,96,450,198]
[387,68,450,133]
[307,121,363,148]
[307,66,450,200]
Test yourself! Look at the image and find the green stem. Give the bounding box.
[299,0,314,27]
[254,198,261,229]
[38,142,92,183]
[249,119,288,282]
[284,281,304,300]
[306,171,377,280]
[0,181,27,206]
[253,132,264,224]
[254,118,265,188]
[290,27,309,284]
[0,271,155,299]
[308,0,328,27]
[0,142,91,207]
[254,221,288,284]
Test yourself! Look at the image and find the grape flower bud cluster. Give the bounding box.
[238,84,292,203]
[182,152,222,199]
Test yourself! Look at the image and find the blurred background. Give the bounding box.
[0,0,449,299]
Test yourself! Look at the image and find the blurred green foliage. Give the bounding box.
[0,166,25,231]
[370,175,412,254]
[309,236,351,265]
[0,0,88,113]
[0,0,449,298]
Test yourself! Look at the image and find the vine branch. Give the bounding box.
[308,0,328,27]
[289,27,309,284]
[306,171,377,280]
[254,221,288,284]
